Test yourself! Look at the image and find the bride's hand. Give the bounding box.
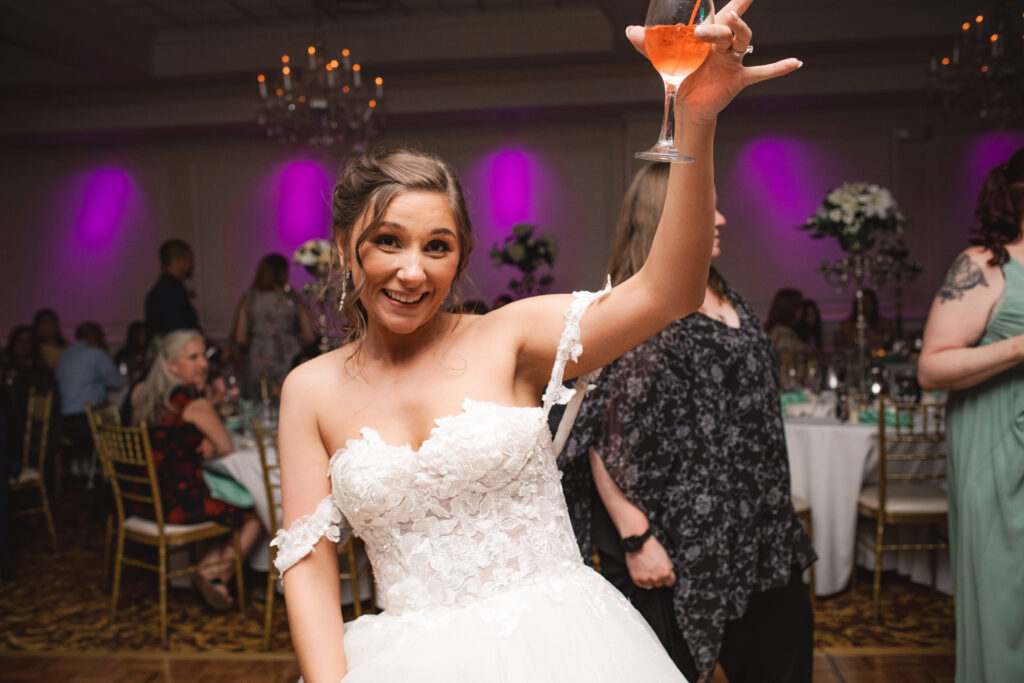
[626,0,802,126]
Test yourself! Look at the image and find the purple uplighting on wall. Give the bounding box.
[274,159,334,244]
[72,167,139,249]
[965,131,1024,197]
[488,149,533,230]
[734,138,824,229]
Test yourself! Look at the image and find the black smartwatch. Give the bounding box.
[621,527,653,553]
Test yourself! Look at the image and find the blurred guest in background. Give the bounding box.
[114,321,148,385]
[766,288,806,355]
[2,325,57,454]
[559,165,815,683]
[918,146,1024,683]
[32,309,67,371]
[230,253,315,398]
[55,322,124,476]
[452,299,489,315]
[131,329,261,610]
[833,288,892,352]
[796,299,823,352]
[145,238,200,340]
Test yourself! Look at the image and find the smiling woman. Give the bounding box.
[270,7,803,680]
[330,151,475,345]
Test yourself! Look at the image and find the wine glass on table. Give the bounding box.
[635,0,715,162]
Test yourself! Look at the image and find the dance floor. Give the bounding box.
[2,481,954,679]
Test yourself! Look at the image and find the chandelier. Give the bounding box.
[255,41,385,149]
[928,1,1024,128]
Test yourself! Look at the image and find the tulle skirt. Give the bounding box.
[337,566,687,682]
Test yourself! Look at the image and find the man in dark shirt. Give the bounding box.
[145,239,200,339]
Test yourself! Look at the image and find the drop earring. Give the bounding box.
[338,268,349,312]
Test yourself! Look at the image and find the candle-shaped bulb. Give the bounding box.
[341,48,351,71]
[375,76,383,99]
[282,54,290,64]
[327,66,336,87]
[257,73,268,98]
[352,63,362,87]
[308,45,316,70]
[283,65,292,91]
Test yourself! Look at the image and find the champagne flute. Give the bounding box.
[635,0,715,162]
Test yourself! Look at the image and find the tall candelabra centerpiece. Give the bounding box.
[800,182,919,396]
[293,238,338,354]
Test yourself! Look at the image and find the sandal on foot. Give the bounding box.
[192,574,234,612]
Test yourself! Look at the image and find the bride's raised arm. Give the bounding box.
[499,0,801,389]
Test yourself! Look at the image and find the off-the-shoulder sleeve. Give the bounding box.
[542,278,612,455]
[270,494,351,576]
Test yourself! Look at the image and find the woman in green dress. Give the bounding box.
[919,146,1024,682]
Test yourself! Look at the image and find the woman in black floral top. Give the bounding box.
[559,165,816,682]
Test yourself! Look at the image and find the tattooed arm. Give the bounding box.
[919,247,1024,391]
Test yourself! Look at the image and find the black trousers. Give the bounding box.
[593,506,813,682]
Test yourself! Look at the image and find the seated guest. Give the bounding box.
[131,329,261,610]
[1,325,57,465]
[766,288,806,355]
[833,288,893,352]
[55,322,124,476]
[114,321,148,385]
[796,299,824,351]
[32,309,67,371]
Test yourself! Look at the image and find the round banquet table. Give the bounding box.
[784,416,952,596]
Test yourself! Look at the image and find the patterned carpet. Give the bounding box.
[1,482,954,654]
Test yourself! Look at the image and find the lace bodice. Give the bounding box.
[272,283,611,615]
[331,400,581,614]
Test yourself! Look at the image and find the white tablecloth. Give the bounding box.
[784,417,952,596]
[207,436,375,604]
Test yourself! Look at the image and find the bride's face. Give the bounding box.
[345,190,461,337]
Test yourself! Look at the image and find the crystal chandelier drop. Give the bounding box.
[928,2,1024,128]
[255,41,385,149]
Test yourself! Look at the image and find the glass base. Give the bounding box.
[634,146,695,163]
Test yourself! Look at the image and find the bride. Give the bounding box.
[273,3,800,681]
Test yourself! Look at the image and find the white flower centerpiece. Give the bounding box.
[800,182,906,254]
[293,238,333,278]
[800,182,920,400]
[292,238,338,354]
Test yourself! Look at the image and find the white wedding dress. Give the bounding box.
[273,287,687,682]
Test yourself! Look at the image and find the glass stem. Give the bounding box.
[657,81,679,149]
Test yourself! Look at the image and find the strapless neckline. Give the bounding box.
[330,398,545,458]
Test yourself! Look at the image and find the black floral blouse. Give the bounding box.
[558,281,816,679]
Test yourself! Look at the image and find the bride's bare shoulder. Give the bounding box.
[283,344,359,397]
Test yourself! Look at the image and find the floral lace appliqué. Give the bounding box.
[270,494,349,575]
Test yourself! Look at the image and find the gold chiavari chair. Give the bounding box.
[254,422,370,649]
[95,421,245,647]
[84,401,122,577]
[9,388,58,554]
[854,396,948,622]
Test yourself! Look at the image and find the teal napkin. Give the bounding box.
[779,390,808,414]
[201,468,254,508]
[858,408,911,428]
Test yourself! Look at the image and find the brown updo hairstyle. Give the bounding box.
[330,148,474,344]
[971,146,1024,267]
